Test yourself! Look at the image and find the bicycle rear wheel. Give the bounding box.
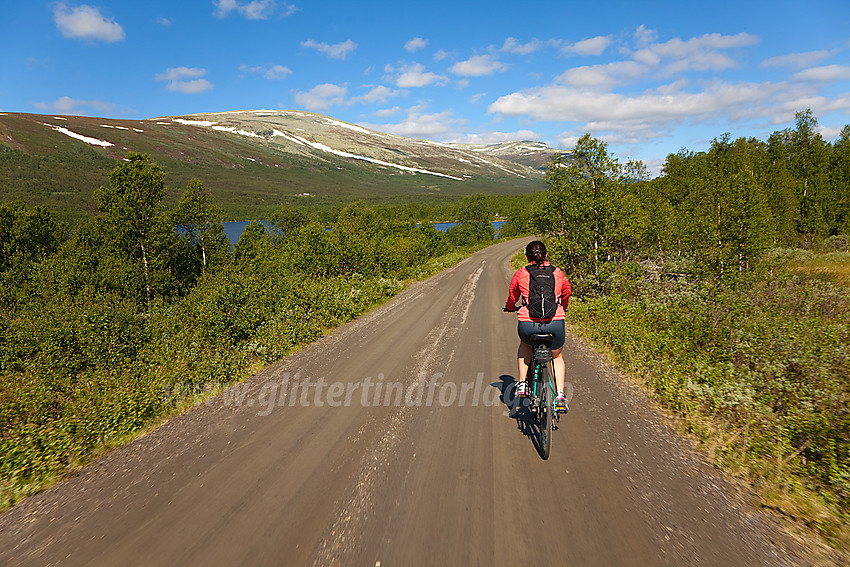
[538,364,553,460]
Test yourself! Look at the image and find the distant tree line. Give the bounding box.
[513,109,849,287]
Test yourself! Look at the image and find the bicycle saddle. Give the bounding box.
[529,332,554,343]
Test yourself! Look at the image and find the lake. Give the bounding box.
[222,220,505,244]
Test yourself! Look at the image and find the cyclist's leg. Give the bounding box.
[546,319,568,409]
[551,347,565,393]
[517,341,532,383]
[516,321,536,386]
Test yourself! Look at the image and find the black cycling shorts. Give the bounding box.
[517,319,566,351]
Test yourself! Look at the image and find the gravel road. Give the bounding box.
[0,238,812,566]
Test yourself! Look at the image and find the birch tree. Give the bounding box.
[174,178,225,273]
[94,153,174,307]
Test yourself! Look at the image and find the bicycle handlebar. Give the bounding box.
[502,305,568,312]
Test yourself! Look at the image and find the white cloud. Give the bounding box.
[632,32,759,75]
[293,83,347,111]
[240,64,293,80]
[558,61,645,89]
[648,32,760,58]
[404,37,428,52]
[155,67,207,82]
[556,132,582,150]
[450,54,507,77]
[566,120,670,146]
[556,30,763,93]
[213,0,278,20]
[761,50,837,70]
[633,48,660,67]
[633,25,657,47]
[155,67,213,94]
[818,124,846,141]
[764,82,850,123]
[462,27,847,165]
[280,3,299,16]
[33,96,117,116]
[387,63,448,88]
[374,106,400,117]
[301,39,357,60]
[157,17,172,26]
[156,67,207,82]
[434,49,449,62]
[451,129,541,145]
[349,85,402,105]
[167,80,213,94]
[359,106,465,140]
[488,81,790,142]
[561,36,611,56]
[500,37,543,55]
[792,64,850,83]
[54,3,125,43]
[265,64,293,80]
[490,77,850,149]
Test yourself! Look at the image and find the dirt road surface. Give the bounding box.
[0,239,811,566]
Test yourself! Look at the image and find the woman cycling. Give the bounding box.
[505,240,571,411]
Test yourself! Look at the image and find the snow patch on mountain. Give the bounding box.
[173,118,217,127]
[317,117,373,136]
[211,125,262,138]
[273,130,463,180]
[42,123,113,147]
[473,156,526,178]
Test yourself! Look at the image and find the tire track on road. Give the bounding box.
[310,259,487,566]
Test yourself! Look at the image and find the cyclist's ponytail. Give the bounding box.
[525,240,547,266]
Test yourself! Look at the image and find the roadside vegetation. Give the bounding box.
[0,153,511,509]
[515,110,849,551]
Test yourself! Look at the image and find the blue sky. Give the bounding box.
[2,0,849,174]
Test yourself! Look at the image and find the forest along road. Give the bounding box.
[0,238,812,566]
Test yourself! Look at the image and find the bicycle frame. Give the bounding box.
[526,332,558,459]
[529,344,552,396]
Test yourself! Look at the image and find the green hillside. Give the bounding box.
[0,111,550,224]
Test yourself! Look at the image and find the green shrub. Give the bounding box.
[0,198,481,509]
[567,255,850,542]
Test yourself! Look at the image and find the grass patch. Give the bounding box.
[792,251,850,287]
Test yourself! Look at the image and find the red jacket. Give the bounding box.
[505,261,570,322]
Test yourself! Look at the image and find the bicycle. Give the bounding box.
[524,331,559,460]
[503,306,563,460]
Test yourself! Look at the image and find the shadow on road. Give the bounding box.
[493,374,548,459]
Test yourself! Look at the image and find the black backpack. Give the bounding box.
[525,264,557,319]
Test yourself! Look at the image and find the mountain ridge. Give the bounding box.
[165,109,562,176]
[0,109,565,222]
